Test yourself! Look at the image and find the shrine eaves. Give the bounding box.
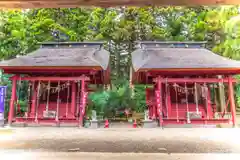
[0,0,239,9]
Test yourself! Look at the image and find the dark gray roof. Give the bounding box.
[131,41,240,71]
[0,42,110,70]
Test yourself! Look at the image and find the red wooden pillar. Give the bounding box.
[228,76,237,127]
[167,89,171,118]
[71,81,76,115]
[8,76,17,124]
[30,82,37,117]
[153,86,157,120]
[152,104,156,119]
[155,77,163,127]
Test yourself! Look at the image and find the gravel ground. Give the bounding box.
[1,152,240,160]
[1,128,240,153]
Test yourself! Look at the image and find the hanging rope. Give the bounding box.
[65,81,70,118]
[221,78,227,118]
[174,83,179,122]
[171,83,194,94]
[31,81,35,117]
[212,84,217,115]
[35,81,41,123]
[26,82,31,119]
[46,80,51,112]
[185,82,190,123]
[76,80,81,118]
[194,82,199,113]
[16,76,22,115]
[165,78,168,118]
[55,81,60,122]
[204,82,208,119]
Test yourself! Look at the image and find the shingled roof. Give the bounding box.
[0,42,110,70]
[131,41,240,72]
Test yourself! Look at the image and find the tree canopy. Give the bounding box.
[1,6,240,78]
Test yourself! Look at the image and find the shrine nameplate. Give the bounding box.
[43,110,56,118]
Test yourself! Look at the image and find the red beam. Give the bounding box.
[12,76,90,81]
[154,77,237,83]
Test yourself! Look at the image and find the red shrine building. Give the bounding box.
[131,41,240,127]
[0,42,110,127]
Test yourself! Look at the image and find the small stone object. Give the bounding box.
[144,110,149,120]
[0,112,4,127]
[90,110,99,129]
[158,148,167,152]
[43,110,56,118]
[91,110,97,121]
[68,148,80,152]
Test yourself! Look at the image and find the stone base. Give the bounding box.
[0,113,4,127]
[216,123,235,128]
[59,123,78,127]
[11,122,27,127]
[164,124,217,128]
[90,120,99,129]
[0,121,4,127]
[143,120,158,128]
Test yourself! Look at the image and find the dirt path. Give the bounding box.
[1,128,240,153]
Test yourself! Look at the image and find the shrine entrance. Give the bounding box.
[0,42,110,127]
[132,41,240,127]
[11,76,89,126]
[145,77,235,127]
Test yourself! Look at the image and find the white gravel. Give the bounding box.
[1,128,240,153]
[1,152,240,160]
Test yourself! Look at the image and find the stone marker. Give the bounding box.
[90,110,99,129]
[143,110,158,128]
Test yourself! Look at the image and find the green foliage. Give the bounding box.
[133,85,147,113]
[234,75,240,108]
[0,70,12,117]
[88,81,136,118]
[88,90,109,114]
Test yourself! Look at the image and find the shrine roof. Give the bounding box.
[0,42,110,70]
[131,41,240,72]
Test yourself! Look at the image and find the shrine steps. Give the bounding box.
[37,103,75,119]
[168,104,208,118]
[162,118,230,125]
[13,117,79,127]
